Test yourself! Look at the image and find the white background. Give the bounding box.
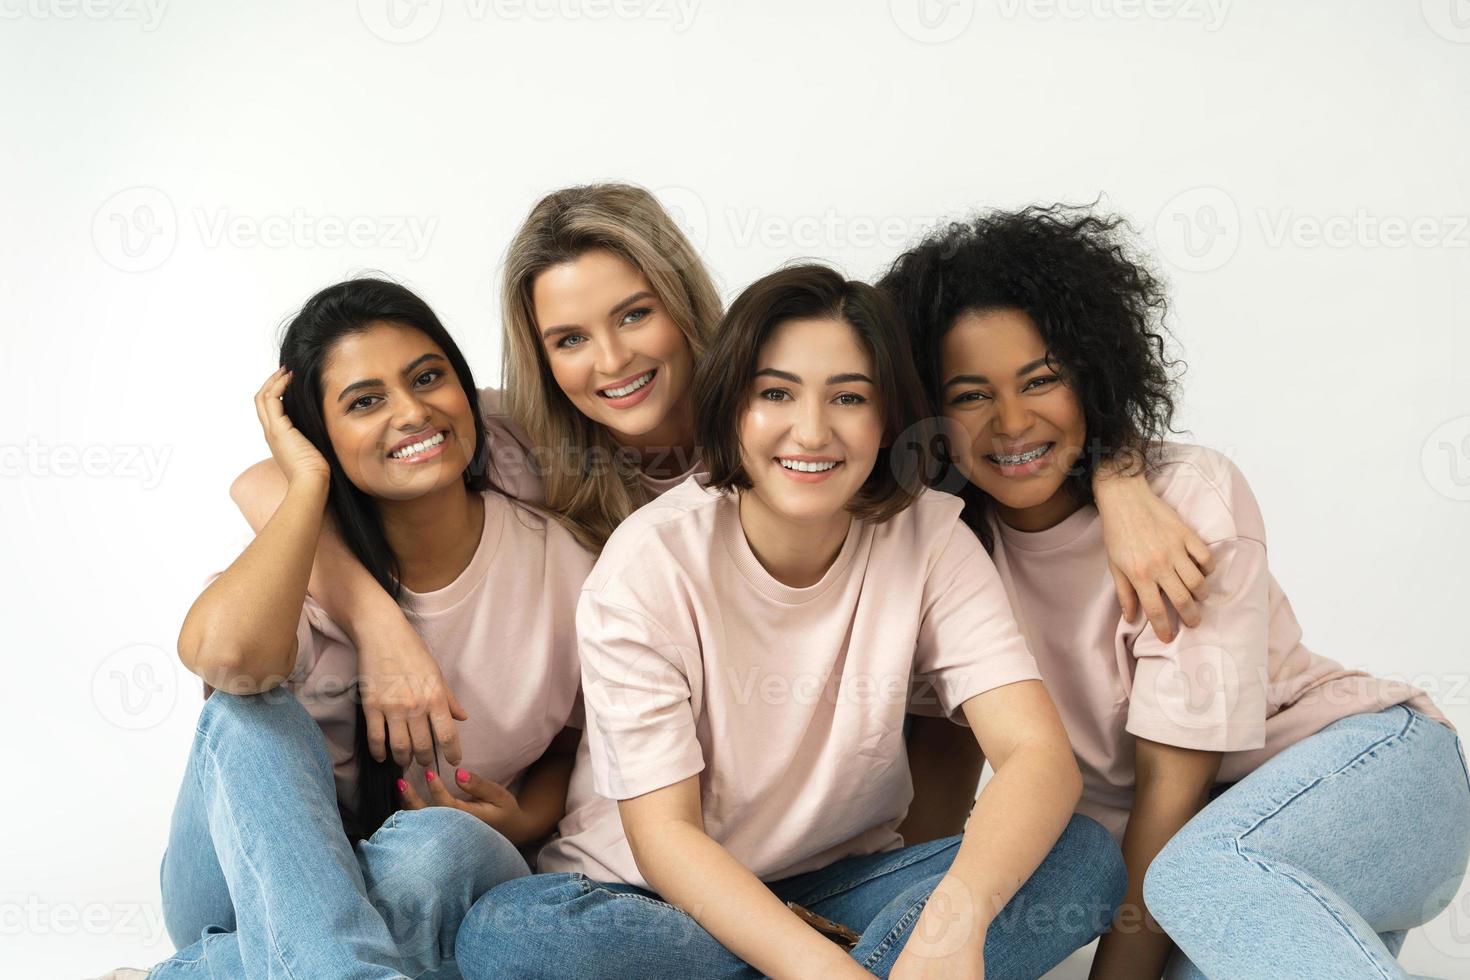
[4,1,1469,976]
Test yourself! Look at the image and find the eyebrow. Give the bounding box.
[336,353,446,404]
[540,291,658,340]
[755,368,875,385]
[942,356,1053,389]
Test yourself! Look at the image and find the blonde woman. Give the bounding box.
[229,183,1213,840]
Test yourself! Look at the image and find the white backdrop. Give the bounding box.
[4,1,1469,976]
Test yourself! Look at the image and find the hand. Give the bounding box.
[889,874,986,980]
[1097,476,1214,642]
[357,614,468,769]
[399,766,532,843]
[253,368,330,488]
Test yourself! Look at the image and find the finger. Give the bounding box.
[386,715,414,769]
[429,705,463,767]
[407,713,436,769]
[1185,533,1216,576]
[1161,573,1200,630]
[1109,562,1139,622]
[455,768,517,809]
[398,777,427,811]
[1178,560,1209,603]
[424,768,464,809]
[1140,587,1174,643]
[364,707,388,764]
[446,688,469,723]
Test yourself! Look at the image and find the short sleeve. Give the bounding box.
[1126,537,1270,751]
[914,521,1042,722]
[577,591,705,800]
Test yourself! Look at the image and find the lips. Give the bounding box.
[387,428,448,459]
[985,442,1053,466]
[597,369,656,399]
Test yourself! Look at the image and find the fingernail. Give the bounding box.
[396,779,407,794]
[425,770,436,783]
[456,768,468,784]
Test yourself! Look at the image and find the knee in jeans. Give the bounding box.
[384,807,528,894]
[1143,830,1220,931]
[197,687,309,739]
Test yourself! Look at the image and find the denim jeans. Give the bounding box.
[456,813,1125,979]
[148,689,531,980]
[1145,706,1470,980]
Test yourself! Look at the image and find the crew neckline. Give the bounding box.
[718,492,864,604]
[994,502,1099,553]
[398,491,507,615]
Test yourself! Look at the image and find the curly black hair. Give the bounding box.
[877,203,1184,545]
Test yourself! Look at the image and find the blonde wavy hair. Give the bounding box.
[502,182,722,551]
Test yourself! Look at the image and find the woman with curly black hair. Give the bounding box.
[880,205,1470,980]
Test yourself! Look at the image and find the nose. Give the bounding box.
[992,394,1032,441]
[390,387,433,432]
[594,332,635,380]
[792,397,832,450]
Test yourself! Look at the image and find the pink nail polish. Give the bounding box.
[456,768,469,784]
[396,779,407,794]
[425,770,436,783]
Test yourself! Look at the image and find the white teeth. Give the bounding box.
[987,444,1051,466]
[779,459,838,473]
[390,431,446,459]
[600,371,654,398]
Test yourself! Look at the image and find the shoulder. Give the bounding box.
[489,491,597,575]
[870,487,968,553]
[1145,442,1266,545]
[585,477,724,592]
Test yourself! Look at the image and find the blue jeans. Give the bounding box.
[149,689,531,980]
[456,813,1125,978]
[1145,706,1470,980]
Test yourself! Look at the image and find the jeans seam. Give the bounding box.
[800,838,962,908]
[1239,704,1415,843]
[1231,839,1397,980]
[860,892,930,971]
[197,722,304,980]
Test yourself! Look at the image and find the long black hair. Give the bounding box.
[277,276,499,840]
[879,203,1183,549]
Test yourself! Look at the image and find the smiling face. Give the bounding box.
[940,308,1088,531]
[736,316,884,530]
[319,321,478,501]
[532,248,695,451]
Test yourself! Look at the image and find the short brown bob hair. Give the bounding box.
[693,263,933,523]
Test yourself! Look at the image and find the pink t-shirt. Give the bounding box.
[207,490,594,815]
[477,387,703,508]
[536,477,1042,888]
[986,442,1446,840]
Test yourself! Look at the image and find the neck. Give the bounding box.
[737,491,851,589]
[611,394,699,480]
[994,483,1086,533]
[377,482,485,593]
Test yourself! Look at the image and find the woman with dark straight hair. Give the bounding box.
[128,278,593,980]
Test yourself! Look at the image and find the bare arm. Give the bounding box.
[618,776,869,980]
[892,680,1082,978]
[179,370,329,693]
[1088,739,1221,980]
[1092,461,1215,642]
[901,714,983,844]
[503,725,581,843]
[231,456,468,768]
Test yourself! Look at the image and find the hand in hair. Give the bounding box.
[254,368,330,488]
